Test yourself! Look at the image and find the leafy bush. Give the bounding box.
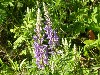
[0,0,100,75]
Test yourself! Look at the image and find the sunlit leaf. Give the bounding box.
[84,40,95,45]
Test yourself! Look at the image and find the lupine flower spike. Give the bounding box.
[33,7,48,69]
[43,2,59,50]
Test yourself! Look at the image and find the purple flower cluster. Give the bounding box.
[44,23,59,48]
[33,3,59,69]
[34,41,48,69]
[33,8,48,69]
[43,2,59,50]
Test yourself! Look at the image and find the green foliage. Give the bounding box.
[0,0,100,75]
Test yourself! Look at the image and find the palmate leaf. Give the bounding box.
[13,35,26,49]
[83,40,95,53]
[84,39,100,51]
[83,40,95,45]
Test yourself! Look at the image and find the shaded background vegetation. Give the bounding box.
[0,0,100,75]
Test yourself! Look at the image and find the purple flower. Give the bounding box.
[33,7,48,69]
[43,2,59,49]
[33,2,59,69]
[34,41,48,69]
[33,36,38,41]
[53,30,59,45]
[44,23,59,47]
[44,25,52,35]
